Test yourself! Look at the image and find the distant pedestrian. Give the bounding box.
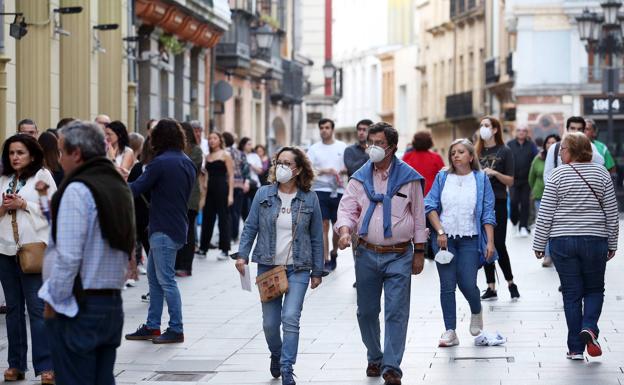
[543,116,604,182]
[476,116,520,301]
[17,118,39,138]
[1,134,56,384]
[344,119,372,177]
[336,122,426,385]
[424,139,496,347]
[240,137,262,221]
[533,132,618,360]
[40,121,133,385]
[223,132,248,242]
[403,131,445,260]
[507,126,538,237]
[584,119,616,174]
[255,144,270,185]
[38,131,64,186]
[198,132,234,259]
[308,118,347,271]
[174,122,203,277]
[105,120,134,177]
[235,146,324,385]
[128,132,145,162]
[125,118,196,344]
[94,114,111,131]
[528,134,560,267]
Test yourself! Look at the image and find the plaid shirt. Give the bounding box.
[38,182,128,317]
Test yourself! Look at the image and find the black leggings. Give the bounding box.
[484,198,514,284]
[176,210,198,272]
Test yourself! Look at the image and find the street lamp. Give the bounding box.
[576,2,624,151]
[253,24,277,156]
[253,24,274,51]
[322,61,335,79]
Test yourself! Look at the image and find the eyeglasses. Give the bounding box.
[274,160,295,168]
[366,140,388,147]
[559,146,568,154]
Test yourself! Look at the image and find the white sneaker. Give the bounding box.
[519,227,529,238]
[217,251,229,261]
[470,311,483,336]
[566,352,584,360]
[125,279,137,287]
[438,330,459,347]
[138,265,147,275]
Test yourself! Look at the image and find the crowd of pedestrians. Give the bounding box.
[0,111,619,385]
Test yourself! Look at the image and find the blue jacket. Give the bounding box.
[424,170,498,265]
[129,150,196,245]
[238,184,325,277]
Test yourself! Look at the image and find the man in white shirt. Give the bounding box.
[307,118,347,271]
[543,116,604,182]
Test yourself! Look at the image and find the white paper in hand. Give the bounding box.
[240,265,252,292]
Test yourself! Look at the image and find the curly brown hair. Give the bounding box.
[268,146,315,192]
[150,118,186,154]
[411,131,433,151]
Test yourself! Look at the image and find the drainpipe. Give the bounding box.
[0,0,12,143]
[324,0,332,97]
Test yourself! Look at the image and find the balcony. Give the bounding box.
[446,91,473,120]
[215,10,252,70]
[251,32,283,80]
[485,58,499,84]
[580,67,624,84]
[450,0,484,20]
[270,60,304,104]
[229,0,255,14]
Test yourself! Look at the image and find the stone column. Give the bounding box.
[98,0,127,122]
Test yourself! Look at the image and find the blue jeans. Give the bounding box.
[258,264,310,371]
[355,244,412,378]
[147,232,184,333]
[550,236,608,353]
[0,254,52,374]
[432,236,482,331]
[45,295,123,385]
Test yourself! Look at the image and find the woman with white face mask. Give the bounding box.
[235,147,324,385]
[475,116,519,301]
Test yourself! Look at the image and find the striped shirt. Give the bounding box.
[533,162,619,252]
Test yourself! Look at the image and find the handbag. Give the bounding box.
[255,200,303,303]
[9,181,45,274]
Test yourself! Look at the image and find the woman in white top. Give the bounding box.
[424,139,496,348]
[0,134,57,384]
[105,120,134,175]
[239,137,263,221]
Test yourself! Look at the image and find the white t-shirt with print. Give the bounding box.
[274,190,297,265]
[307,140,347,193]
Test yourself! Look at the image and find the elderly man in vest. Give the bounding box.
[335,122,426,385]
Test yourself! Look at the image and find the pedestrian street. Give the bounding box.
[1,222,623,385]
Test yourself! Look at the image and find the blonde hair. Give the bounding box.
[447,138,481,173]
[563,132,593,163]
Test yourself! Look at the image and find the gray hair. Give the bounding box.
[585,118,598,132]
[59,120,106,161]
[189,120,202,130]
[447,138,481,174]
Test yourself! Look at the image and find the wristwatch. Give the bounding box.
[437,228,445,236]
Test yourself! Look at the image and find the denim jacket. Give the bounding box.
[238,184,325,277]
[424,170,498,265]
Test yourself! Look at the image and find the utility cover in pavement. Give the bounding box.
[451,356,515,363]
[152,372,211,381]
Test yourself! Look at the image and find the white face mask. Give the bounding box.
[434,249,455,264]
[480,125,493,141]
[276,164,294,184]
[366,145,388,163]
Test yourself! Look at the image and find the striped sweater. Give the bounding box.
[533,162,619,251]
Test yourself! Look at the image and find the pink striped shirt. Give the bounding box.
[334,165,427,245]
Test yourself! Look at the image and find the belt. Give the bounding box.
[358,238,412,254]
[84,289,121,297]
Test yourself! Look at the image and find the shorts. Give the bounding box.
[315,191,342,223]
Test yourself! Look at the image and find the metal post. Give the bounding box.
[608,91,615,149]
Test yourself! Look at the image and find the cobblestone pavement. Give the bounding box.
[1,222,624,384]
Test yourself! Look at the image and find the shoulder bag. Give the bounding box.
[10,178,46,274]
[256,200,303,303]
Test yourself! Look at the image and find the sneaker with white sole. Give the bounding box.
[438,330,459,347]
[125,279,137,288]
[138,265,147,275]
[580,329,602,357]
[470,311,483,336]
[519,227,529,238]
[566,352,584,360]
[217,251,229,261]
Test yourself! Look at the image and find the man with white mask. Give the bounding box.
[335,122,427,385]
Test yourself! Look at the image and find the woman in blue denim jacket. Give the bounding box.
[424,139,496,348]
[235,146,324,385]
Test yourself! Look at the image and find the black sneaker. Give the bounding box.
[329,251,338,271]
[480,288,498,301]
[509,284,520,300]
[141,292,150,303]
[270,355,281,378]
[152,328,184,344]
[281,368,296,385]
[125,324,161,341]
[580,329,602,357]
